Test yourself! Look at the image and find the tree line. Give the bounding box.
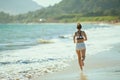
[0,0,120,23]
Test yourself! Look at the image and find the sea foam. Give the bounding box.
[0,23,120,79]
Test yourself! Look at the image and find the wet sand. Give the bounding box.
[32,51,120,80]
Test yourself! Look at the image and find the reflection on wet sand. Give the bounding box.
[80,72,88,80]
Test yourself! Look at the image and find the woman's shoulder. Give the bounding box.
[81,30,86,32]
[81,30,84,33]
[81,31,86,34]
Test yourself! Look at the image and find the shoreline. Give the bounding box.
[32,51,120,80]
[0,23,120,80]
[80,21,120,25]
[1,21,120,25]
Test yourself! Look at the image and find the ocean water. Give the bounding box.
[0,23,120,80]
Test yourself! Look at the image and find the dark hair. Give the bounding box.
[77,23,82,29]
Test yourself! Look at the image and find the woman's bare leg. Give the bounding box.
[81,49,86,61]
[76,50,83,70]
[81,49,86,66]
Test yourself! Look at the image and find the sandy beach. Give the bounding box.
[32,48,120,80]
[0,23,120,80]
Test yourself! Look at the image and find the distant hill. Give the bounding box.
[0,0,120,23]
[18,0,119,22]
[0,0,43,15]
[61,0,120,16]
[35,0,120,18]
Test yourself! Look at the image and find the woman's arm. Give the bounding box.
[83,31,87,41]
[73,32,76,43]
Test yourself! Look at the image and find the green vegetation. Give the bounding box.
[55,14,120,23]
[0,12,14,23]
[0,0,120,23]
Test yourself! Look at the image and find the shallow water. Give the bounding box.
[0,23,120,79]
